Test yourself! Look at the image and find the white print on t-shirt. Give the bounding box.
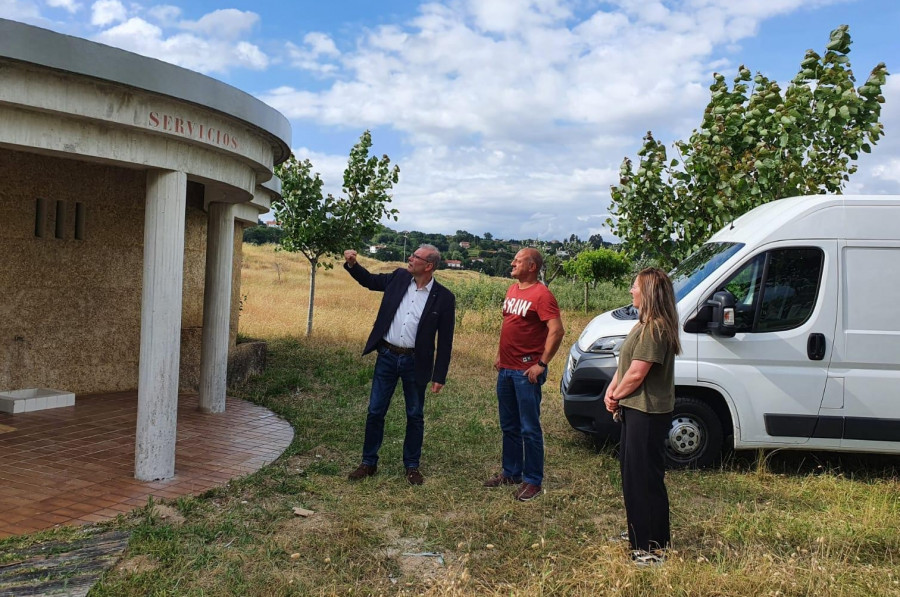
[503,297,532,318]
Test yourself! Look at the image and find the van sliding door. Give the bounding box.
[835,242,900,449]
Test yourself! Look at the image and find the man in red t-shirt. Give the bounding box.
[484,248,565,501]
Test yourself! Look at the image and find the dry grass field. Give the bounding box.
[5,243,897,596]
[235,245,900,595]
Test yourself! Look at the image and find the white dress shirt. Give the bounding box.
[384,278,433,348]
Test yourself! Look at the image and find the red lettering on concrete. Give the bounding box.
[146,111,240,150]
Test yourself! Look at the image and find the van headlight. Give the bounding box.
[587,335,627,355]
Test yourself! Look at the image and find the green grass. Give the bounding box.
[5,323,899,595]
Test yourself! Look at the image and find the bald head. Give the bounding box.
[511,248,543,284]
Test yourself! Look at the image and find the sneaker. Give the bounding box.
[347,463,377,481]
[405,467,424,486]
[608,531,629,543]
[515,482,542,502]
[631,550,665,567]
[482,473,521,487]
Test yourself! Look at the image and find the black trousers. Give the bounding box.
[619,407,671,551]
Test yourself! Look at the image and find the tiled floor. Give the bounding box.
[0,392,294,538]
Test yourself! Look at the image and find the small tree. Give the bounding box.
[608,25,888,267]
[541,253,565,285]
[562,248,631,313]
[273,130,399,336]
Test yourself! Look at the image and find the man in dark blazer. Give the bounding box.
[343,244,456,485]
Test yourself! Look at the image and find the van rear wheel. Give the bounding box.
[665,396,723,469]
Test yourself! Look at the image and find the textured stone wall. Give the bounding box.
[0,148,242,394]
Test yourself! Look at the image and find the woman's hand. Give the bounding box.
[604,392,619,413]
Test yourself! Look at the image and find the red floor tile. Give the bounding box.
[0,393,293,536]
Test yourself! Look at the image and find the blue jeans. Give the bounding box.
[362,347,427,468]
[496,367,546,486]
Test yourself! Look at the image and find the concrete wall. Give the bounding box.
[0,147,241,394]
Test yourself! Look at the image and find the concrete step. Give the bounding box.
[0,388,75,413]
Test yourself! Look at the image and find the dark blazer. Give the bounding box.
[345,262,456,386]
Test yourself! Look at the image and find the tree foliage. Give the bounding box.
[608,25,889,267]
[243,222,284,245]
[272,130,399,336]
[562,248,631,312]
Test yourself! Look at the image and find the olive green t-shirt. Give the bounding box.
[615,322,675,414]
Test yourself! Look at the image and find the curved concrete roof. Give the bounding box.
[0,18,291,164]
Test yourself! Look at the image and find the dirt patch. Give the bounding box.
[116,554,158,575]
[287,445,343,471]
[281,510,333,533]
[385,537,456,585]
[150,504,186,525]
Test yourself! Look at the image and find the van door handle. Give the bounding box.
[807,333,826,361]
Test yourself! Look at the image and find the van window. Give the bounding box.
[719,247,823,333]
[671,242,744,302]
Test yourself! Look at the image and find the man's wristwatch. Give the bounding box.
[538,360,548,368]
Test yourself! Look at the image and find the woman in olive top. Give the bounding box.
[604,268,681,566]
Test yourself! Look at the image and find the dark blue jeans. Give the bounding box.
[361,347,427,469]
[496,367,546,486]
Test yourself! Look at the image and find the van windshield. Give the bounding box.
[670,242,744,302]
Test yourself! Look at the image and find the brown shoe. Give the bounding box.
[348,463,377,481]
[515,482,542,502]
[483,473,521,487]
[405,467,424,485]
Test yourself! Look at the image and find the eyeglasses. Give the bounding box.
[410,253,429,263]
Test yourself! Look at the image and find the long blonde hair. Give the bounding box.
[635,268,682,356]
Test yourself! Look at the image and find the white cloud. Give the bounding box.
[0,0,49,22]
[286,32,340,74]
[92,11,269,74]
[46,0,80,14]
[178,8,258,40]
[261,0,878,239]
[304,32,339,57]
[847,76,900,194]
[147,4,180,26]
[90,0,125,26]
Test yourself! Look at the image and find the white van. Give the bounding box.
[561,195,900,467]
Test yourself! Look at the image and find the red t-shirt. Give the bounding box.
[498,282,560,370]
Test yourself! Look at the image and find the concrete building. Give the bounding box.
[0,19,291,480]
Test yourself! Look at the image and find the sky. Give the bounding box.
[3,0,899,241]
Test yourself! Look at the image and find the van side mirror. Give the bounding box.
[705,290,736,338]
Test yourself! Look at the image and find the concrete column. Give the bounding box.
[198,202,235,413]
[135,170,187,481]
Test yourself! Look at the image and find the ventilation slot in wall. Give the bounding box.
[34,198,47,238]
[34,199,86,241]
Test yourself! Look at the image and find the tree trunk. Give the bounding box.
[306,260,317,337]
[583,282,589,314]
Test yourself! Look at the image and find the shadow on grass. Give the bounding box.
[723,448,900,481]
[565,425,900,482]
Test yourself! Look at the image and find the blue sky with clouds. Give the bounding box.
[3,0,899,241]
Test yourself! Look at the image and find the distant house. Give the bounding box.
[556,250,569,257]
[446,260,463,269]
[369,244,386,254]
[471,258,484,263]
[459,241,471,249]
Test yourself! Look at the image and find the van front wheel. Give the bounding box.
[665,396,723,469]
